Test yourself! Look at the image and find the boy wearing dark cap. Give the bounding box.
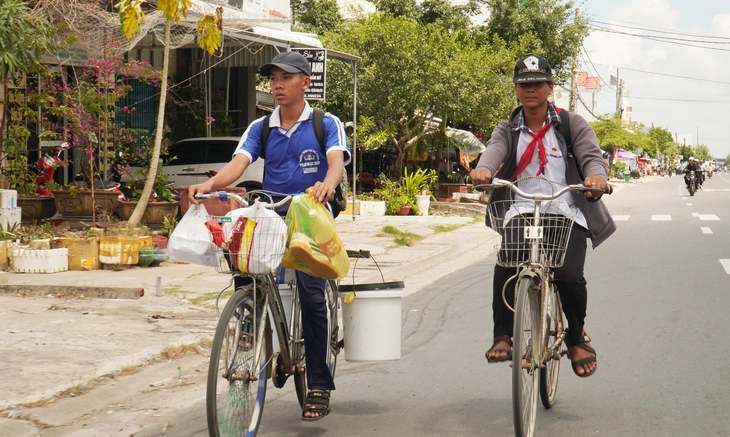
[189,51,351,419]
[471,55,615,377]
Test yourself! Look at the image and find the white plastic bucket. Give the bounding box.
[339,281,405,361]
[271,284,293,353]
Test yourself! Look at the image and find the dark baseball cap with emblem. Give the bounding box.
[513,55,553,84]
[259,51,312,77]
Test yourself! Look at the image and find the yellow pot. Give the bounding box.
[99,236,140,265]
[51,237,100,271]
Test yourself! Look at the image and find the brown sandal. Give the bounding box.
[486,335,512,363]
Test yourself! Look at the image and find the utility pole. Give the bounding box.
[568,9,579,112]
[615,68,622,118]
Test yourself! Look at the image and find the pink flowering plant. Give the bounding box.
[40,56,161,188]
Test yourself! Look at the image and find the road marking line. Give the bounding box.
[699,214,720,221]
[612,215,630,221]
[701,227,713,234]
[692,213,699,217]
[720,259,730,274]
[652,215,672,221]
[686,203,693,206]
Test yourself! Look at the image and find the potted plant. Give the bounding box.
[1,95,57,222]
[10,222,69,273]
[116,164,179,226]
[402,168,437,216]
[51,226,102,271]
[357,193,387,217]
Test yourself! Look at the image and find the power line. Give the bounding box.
[630,96,730,103]
[592,63,730,86]
[590,26,730,53]
[590,19,730,43]
[589,15,730,41]
[580,46,615,92]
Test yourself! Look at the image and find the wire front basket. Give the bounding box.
[486,200,576,268]
[206,215,289,275]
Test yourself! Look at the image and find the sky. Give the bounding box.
[335,0,730,157]
[574,0,730,158]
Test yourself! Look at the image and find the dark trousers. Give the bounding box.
[233,271,335,390]
[492,223,589,347]
[295,270,335,391]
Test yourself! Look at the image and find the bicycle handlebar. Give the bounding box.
[473,177,613,200]
[194,191,293,209]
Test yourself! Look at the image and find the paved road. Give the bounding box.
[7,175,730,436]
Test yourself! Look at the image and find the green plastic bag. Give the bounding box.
[282,192,350,279]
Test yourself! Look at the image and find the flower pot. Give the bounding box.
[138,246,155,267]
[51,237,100,271]
[0,240,8,270]
[116,200,179,225]
[151,235,168,248]
[52,190,119,218]
[150,248,168,266]
[99,236,140,266]
[18,196,56,222]
[11,247,69,273]
[360,200,386,216]
[415,194,430,216]
[396,205,412,216]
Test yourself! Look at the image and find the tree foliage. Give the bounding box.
[648,126,677,159]
[694,144,712,162]
[291,0,343,34]
[476,0,589,82]
[0,0,52,81]
[321,14,516,177]
[0,0,52,151]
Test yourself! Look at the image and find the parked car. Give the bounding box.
[132,137,265,191]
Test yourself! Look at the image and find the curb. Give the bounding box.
[0,284,144,299]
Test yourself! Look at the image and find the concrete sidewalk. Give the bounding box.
[0,206,493,417]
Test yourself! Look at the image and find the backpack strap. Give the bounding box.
[312,108,326,154]
[260,115,272,159]
[555,108,585,181]
[556,108,573,157]
[260,109,326,159]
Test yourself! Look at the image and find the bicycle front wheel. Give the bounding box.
[540,282,562,409]
[207,288,271,437]
[512,277,540,437]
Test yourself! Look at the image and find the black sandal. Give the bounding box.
[302,390,330,421]
[566,333,597,378]
[486,335,512,363]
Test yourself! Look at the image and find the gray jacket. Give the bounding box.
[476,107,616,248]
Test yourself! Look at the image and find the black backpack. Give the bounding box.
[259,109,347,217]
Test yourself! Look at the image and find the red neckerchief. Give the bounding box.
[511,122,553,181]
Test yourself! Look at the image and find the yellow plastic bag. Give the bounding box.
[282,192,350,279]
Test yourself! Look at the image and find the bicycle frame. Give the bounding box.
[482,177,608,368]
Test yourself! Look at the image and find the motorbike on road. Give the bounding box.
[686,170,698,196]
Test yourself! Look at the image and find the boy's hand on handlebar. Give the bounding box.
[583,176,609,199]
[470,168,492,185]
[188,182,212,204]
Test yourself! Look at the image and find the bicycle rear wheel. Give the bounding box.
[512,278,540,437]
[293,279,340,408]
[207,288,271,437]
[540,282,562,409]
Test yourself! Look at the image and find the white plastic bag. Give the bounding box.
[168,204,217,266]
[224,201,288,274]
